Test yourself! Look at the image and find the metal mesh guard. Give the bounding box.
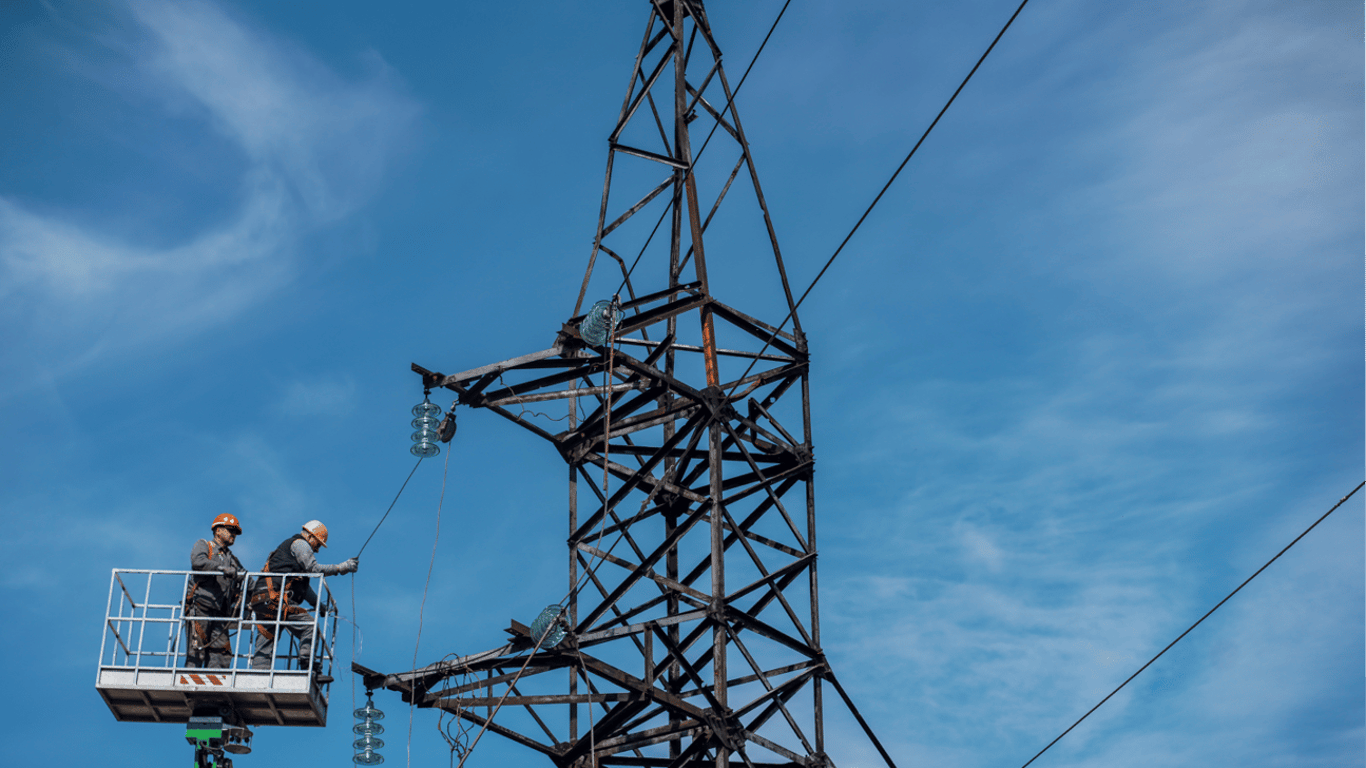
[530,605,566,649]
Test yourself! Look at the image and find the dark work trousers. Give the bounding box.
[185,597,236,668]
[250,597,318,671]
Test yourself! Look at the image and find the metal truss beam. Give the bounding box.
[360,4,896,768]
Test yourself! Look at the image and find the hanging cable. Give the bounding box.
[435,651,476,765]
[408,445,453,767]
[357,456,425,559]
[598,315,619,552]
[496,369,581,423]
[351,571,359,741]
[435,459,675,768]
[1018,480,1365,768]
[444,359,678,768]
[351,454,428,736]
[724,0,1032,400]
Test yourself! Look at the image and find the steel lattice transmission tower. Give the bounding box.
[359,3,893,767]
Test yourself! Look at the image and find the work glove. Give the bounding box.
[222,563,239,578]
[342,557,359,574]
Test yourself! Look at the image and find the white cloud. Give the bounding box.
[126,0,415,223]
[2,166,287,283]
[0,0,419,389]
[1068,4,1359,289]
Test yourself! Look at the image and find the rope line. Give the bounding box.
[351,453,429,743]
[350,571,358,740]
[724,0,1032,399]
[581,328,622,761]
[601,331,617,542]
[1018,480,1365,768]
[408,446,453,767]
[357,456,425,558]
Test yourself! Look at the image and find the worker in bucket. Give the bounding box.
[248,520,358,682]
[185,513,247,668]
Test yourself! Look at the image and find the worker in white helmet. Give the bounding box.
[248,520,358,682]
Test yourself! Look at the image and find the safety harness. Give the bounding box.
[184,541,244,660]
[249,562,310,642]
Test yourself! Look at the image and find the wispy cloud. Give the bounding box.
[815,1,1360,765]
[0,0,419,391]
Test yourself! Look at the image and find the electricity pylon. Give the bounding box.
[359,3,894,766]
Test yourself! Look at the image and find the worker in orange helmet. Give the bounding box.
[185,513,246,668]
[248,520,358,683]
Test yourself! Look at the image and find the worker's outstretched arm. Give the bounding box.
[290,539,355,576]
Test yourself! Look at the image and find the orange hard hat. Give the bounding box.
[302,520,329,547]
[212,513,242,535]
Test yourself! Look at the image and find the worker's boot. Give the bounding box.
[301,658,333,685]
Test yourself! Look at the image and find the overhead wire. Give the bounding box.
[724,0,1033,400]
[350,571,359,741]
[498,370,581,423]
[384,347,625,766]
[1017,480,1365,768]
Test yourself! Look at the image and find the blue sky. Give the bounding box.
[1,1,1361,766]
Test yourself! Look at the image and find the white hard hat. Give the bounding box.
[302,520,329,547]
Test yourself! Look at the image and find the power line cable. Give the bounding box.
[724,0,1032,399]
[1018,480,1365,768]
